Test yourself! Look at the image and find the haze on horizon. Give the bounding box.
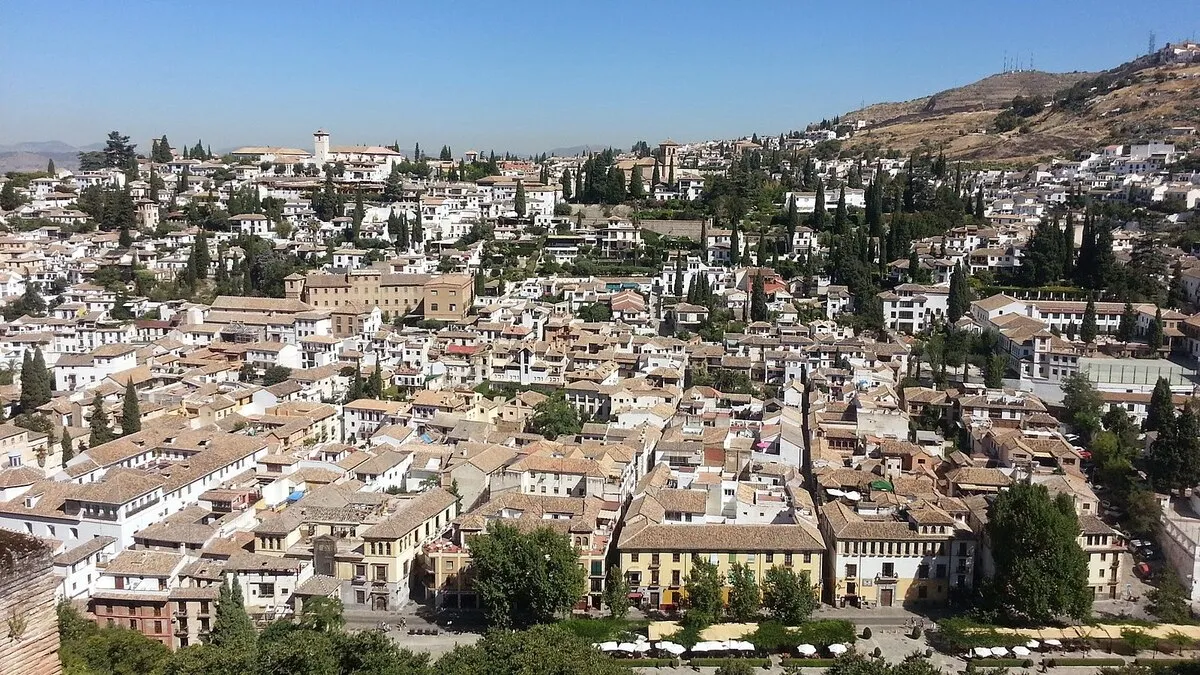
[1,0,1195,154]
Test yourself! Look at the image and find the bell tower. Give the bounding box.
[313,129,330,167]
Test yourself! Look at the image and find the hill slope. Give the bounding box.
[840,59,1200,164]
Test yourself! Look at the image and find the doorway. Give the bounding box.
[880,588,894,607]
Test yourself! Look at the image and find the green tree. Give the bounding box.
[1147,308,1164,351]
[262,365,293,386]
[514,179,526,217]
[603,565,630,619]
[211,576,257,653]
[119,379,141,435]
[103,130,137,168]
[1061,372,1103,444]
[985,482,1092,623]
[1144,377,1176,432]
[153,135,173,163]
[47,157,56,175]
[61,430,73,467]
[0,180,20,210]
[729,222,740,267]
[1121,628,1156,656]
[683,558,724,627]
[527,391,581,440]
[87,389,115,446]
[298,596,345,632]
[435,624,627,675]
[366,365,384,399]
[1080,298,1097,343]
[19,347,51,412]
[715,662,755,675]
[577,303,612,322]
[1118,301,1137,342]
[1148,402,1200,493]
[727,562,760,622]
[628,166,644,199]
[985,354,1007,388]
[468,522,586,629]
[750,271,767,322]
[761,566,817,625]
[1147,566,1191,623]
[947,263,971,322]
[560,168,573,202]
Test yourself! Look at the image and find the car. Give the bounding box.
[1134,562,1152,578]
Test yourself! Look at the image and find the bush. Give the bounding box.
[1046,658,1125,667]
[979,659,1034,668]
[862,627,872,639]
[744,621,801,652]
[872,647,882,658]
[625,658,679,667]
[911,626,923,639]
[558,617,647,642]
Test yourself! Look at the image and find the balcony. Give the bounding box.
[875,572,898,584]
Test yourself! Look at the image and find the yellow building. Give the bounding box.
[357,488,459,610]
[819,499,976,609]
[617,521,825,613]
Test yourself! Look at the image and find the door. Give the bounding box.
[650,592,660,610]
[880,588,894,607]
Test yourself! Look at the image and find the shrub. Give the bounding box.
[911,626,922,639]
[1046,658,1125,667]
[862,627,872,639]
[628,658,680,667]
[980,659,1034,668]
[872,647,882,658]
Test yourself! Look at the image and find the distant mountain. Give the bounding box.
[545,144,619,157]
[0,140,81,154]
[839,52,1200,164]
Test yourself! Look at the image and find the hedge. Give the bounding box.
[620,658,680,667]
[689,657,772,667]
[1135,658,1195,666]
[974,659,1034,668]
[1046,658,1126,667]
[780,658,837,668]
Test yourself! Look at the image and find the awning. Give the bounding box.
[626,592,643,599]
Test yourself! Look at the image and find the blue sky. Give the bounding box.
[2,0,1196,154]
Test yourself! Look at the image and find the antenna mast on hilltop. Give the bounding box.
[1148,31,1157,56]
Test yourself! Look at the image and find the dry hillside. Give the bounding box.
[839,61,1200,165]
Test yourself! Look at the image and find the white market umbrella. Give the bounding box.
[598,641,618,652]
[1012,646,1031,657]
[631,642,651,653]
[658,642,686,656]
[990,647,1009,657]
[828,643,848,655]
[635,635,648,643]
[735,640,755,651]
[617,642,638,653]
[797,644,818,656]
[690,642,708,653]
[1044,639,1062,647]
[973,647,993,658]
[1025,640,1040,650]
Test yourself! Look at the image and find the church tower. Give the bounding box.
[658,139,679,184]
[313,129,330,167]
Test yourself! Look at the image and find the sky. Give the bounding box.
[1,0,1196,155]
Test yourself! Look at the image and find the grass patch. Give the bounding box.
[1046,657,1126,667]
[559,617,649,642]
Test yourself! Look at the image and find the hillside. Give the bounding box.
[839,58,1200,165]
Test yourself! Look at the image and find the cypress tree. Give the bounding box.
[574,166,583,203]
[1093,225,1116,291]
[560,168,573,202]
[908,249,922,283]
[31,348,51,408]
[514,179,526,216]
[211,576,256,652]
[47,158,56,175]
[974,188,985,220]
[811,179,826,230]
[1148,308,1164,351]
[1118,302,1136,342]
[750,271,768,322]
[699,218,708,264]
[120,379,141,435]
[1080,298,1097,343]
[628,166,644,199]
[948,263,969,322]
[785,196,798,253]
[1144,377,1176,432]
[60,431,72,467]
[367,366,384,399]
[729,223,740,267]
[651,159,661,188]
[834,185,847,235]
[18,351,36,413]
[89,391,115,447]
[673,252,685,297]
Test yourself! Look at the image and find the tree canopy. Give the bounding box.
[985,482,1091,623]
[526,391,581,440]
[468,522,586,628]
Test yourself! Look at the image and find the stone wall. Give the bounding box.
[0,530,62,675]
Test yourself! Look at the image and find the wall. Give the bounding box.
[0,531,62,675]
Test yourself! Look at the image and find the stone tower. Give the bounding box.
[313,128,330,167]
[658,139,679,183]
[0,531,61,675]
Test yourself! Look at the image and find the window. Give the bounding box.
[846,564,857,578]
[651,553,660,566]
[803,553,812,564]
[259,584,275,598]
[356,590,366,604]
[917,586,928,599]
[431,303,439,311]
[154,620,163,633]
[784,553,793,566]
[630,553,639,563]
[765,553,774,564]
[671,570,681,585]
[917,564,929,579]
[935,564,947,578]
